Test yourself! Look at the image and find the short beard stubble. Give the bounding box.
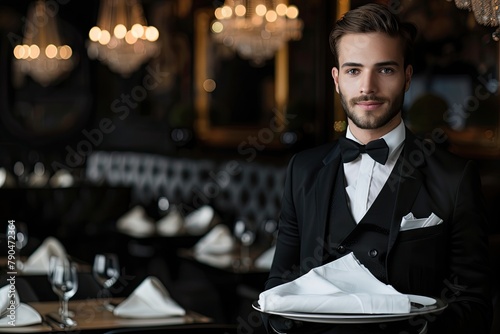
[339,85,406,130]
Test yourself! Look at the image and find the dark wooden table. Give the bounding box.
[0,298,215,333]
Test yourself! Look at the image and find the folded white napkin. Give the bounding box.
[194,224,234,255]
[259,253,410,314]
[400,212,443,231]
[254,246,276,270]
[117,206,155,238]
[26,163,49,188]
[49,169,74,188]
[0,286,42,327]
[0,168,15,188]
[22,237,67,274]
[113,276,186,318]
[156,207,184,236]
[184,205,217,235]
[0,286,20,317]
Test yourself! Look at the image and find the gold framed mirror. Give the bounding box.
[194,8,290,148]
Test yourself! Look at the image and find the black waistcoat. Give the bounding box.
[325,160,400,283]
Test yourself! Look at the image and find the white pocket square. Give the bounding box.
[400,212,443,231]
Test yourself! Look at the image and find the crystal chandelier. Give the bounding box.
[452,0,500,40]
[211,0,303,65]
[12,0,75,87]
[86,0,160,77]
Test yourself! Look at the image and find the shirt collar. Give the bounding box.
[345,120,406,158]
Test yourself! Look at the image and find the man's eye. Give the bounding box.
[380,68,394,74]
[346,69,359,75]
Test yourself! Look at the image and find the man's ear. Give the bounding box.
[405,65,413,92]
[332,67,340,93]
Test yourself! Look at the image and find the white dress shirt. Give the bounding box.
[344,121,406,223]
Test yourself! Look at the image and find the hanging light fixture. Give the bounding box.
[86,0,160,77]
[12,0,75,87]
[451,0,500,40]
[211,0,303,65]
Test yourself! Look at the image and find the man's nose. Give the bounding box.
[360,72,377,95]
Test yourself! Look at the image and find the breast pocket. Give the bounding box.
[389,224,447,296]
[397,223,445,243]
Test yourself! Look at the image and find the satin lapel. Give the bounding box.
[314,145,342,247]
[387,130,425,254]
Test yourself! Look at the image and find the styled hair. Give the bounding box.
[329,3,417,69]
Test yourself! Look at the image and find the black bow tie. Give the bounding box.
[339,137,389,165]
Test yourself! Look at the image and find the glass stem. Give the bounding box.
[61,297,69,319]
[16,247,23,271]
[240,245,251,268]
[103,288,111,305]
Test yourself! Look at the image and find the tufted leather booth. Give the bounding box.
[85,151,287,227]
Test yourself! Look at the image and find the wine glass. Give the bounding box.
[48,256,74,317]
[259,219,278,246]
[49,257,78,327]
[233,219,256,270]
[93,253,120,310]
[13,161,27,186]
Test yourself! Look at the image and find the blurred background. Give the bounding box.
[0,0,498,164]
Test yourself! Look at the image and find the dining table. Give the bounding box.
[0,298,215,333]
[177,246,270,325]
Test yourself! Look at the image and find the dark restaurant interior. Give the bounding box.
[0,0,499,333]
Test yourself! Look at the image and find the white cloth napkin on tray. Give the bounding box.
[113,276,186,318]
[22,237,67,274]
[258,252,410,314]
[0,286,42,327]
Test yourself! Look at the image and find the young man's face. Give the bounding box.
[332,32,412,132]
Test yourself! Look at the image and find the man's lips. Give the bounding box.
[356,101,384,110]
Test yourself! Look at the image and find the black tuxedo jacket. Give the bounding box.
[265,128,492,333]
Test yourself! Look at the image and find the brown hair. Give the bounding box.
[329,3,417,69]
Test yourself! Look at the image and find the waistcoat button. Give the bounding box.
[369,249,378,257]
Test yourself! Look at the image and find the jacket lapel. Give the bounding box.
[313,144,342,251]
[387,129,425,254]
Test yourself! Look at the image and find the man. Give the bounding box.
[263,3,491,333]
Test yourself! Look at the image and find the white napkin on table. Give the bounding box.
[259,252,410,314]
[117,206,155,238]
[0,286,42,327]
[184,205,218,235]
[49,169,74,188]
[156,207,184,236]
[400,212,443,231]
[22,237,67,274]
[194,224,234,255]
[113,276,186,318]
[254,246,276,270]
[0,168,15,188]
